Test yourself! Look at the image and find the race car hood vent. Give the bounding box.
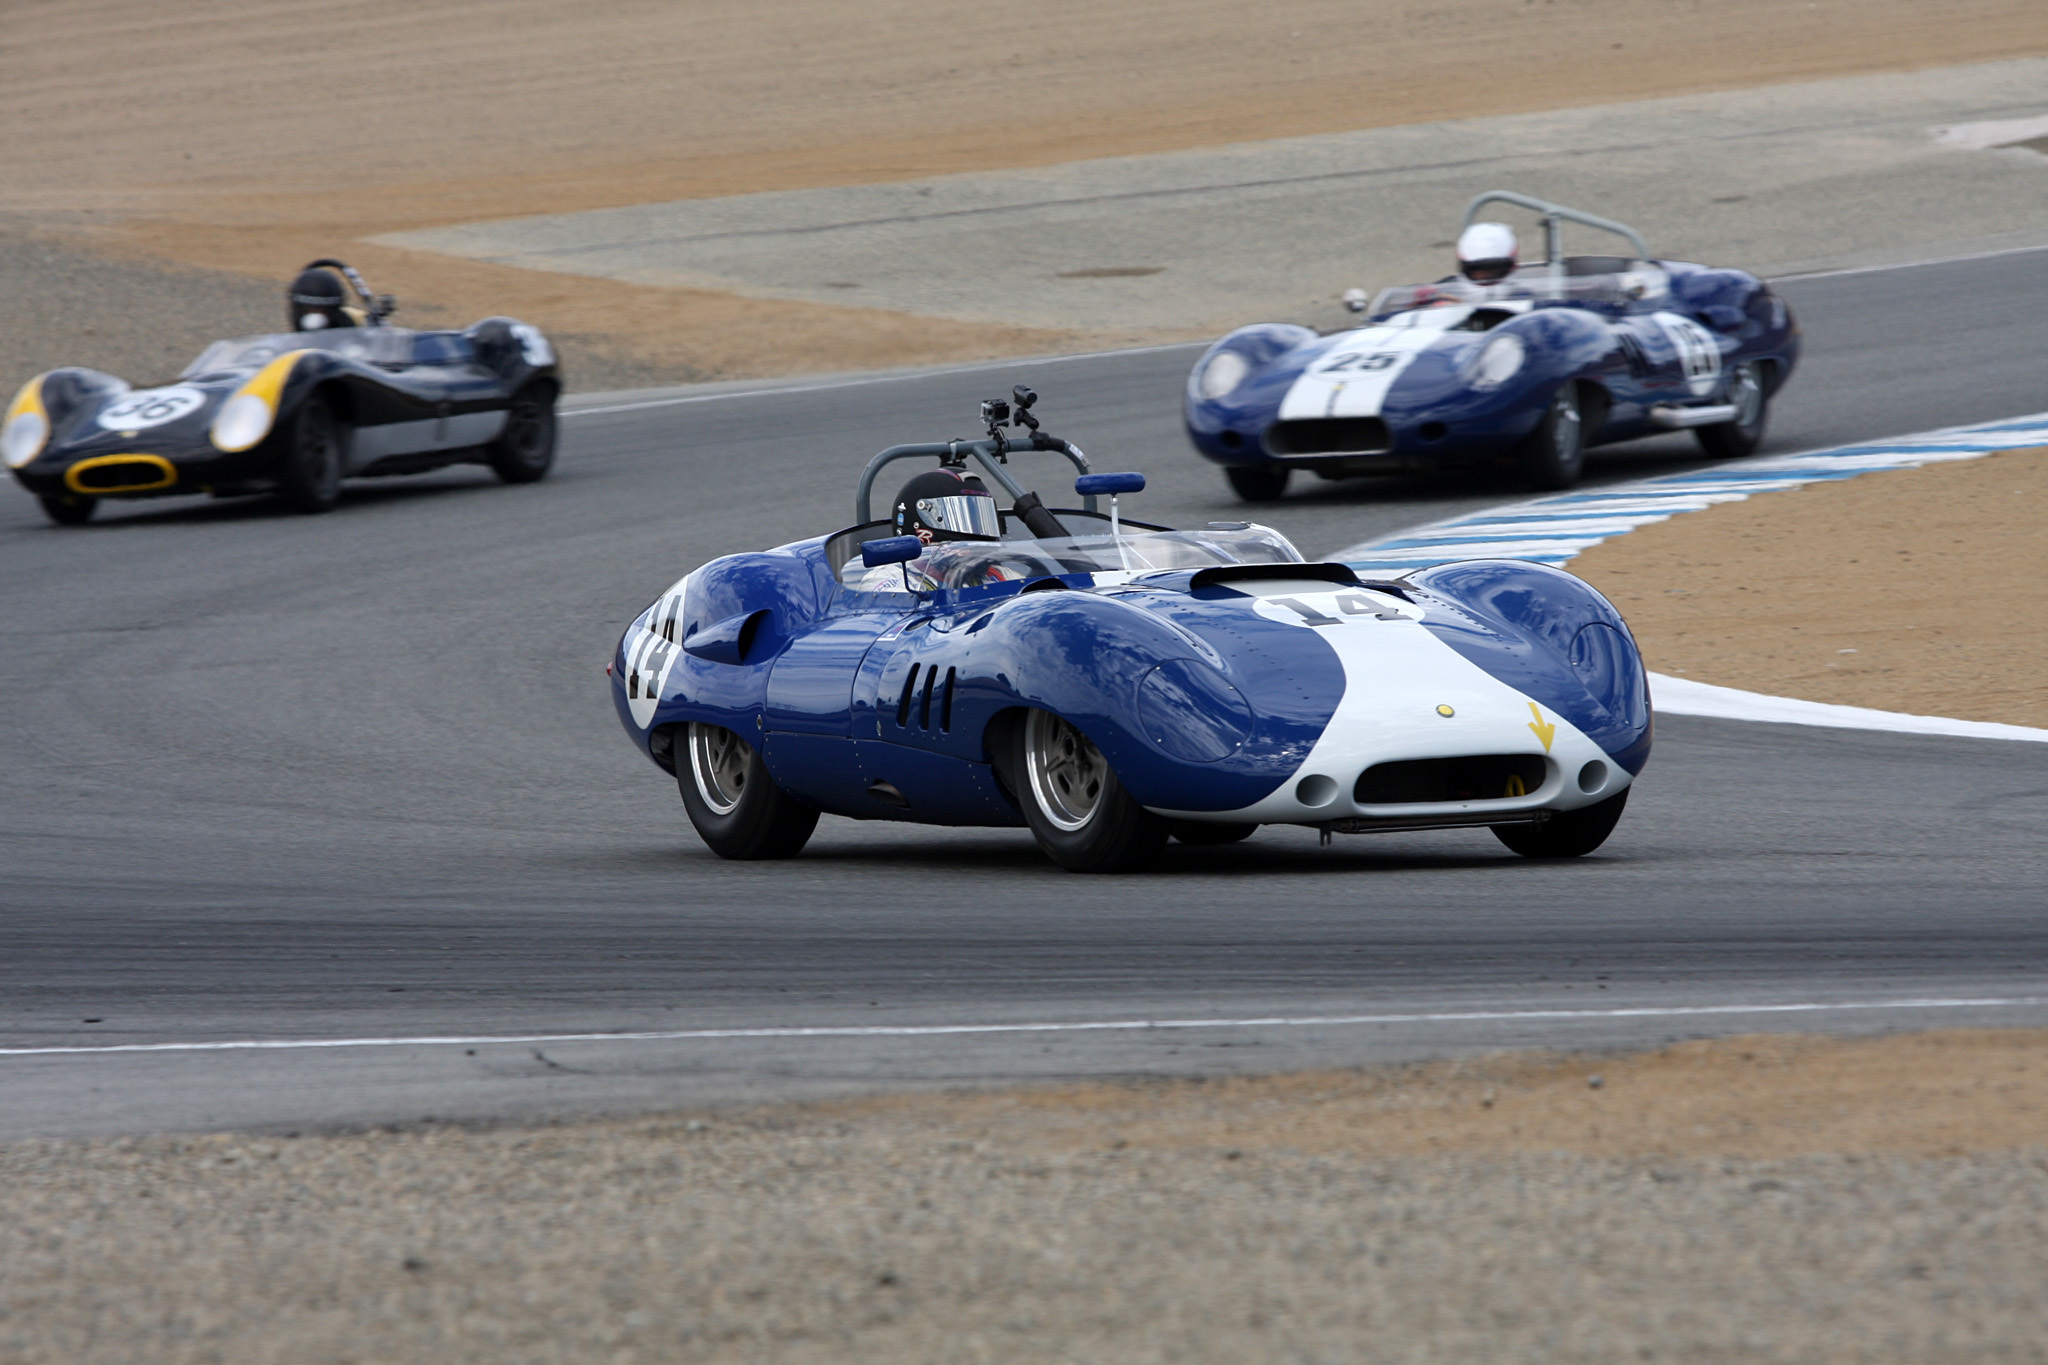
[1187,562,1410,599]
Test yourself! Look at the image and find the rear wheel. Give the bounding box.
[676,722,818,860]
[37,492,97,526]
[1225,464,1290,502]
[1695,361,1769,459]
[1003,709,1168,872]
[1492,789,1628,858]
[276,395,345,513]
[1519,384,1585,490]
[489,382,557,484]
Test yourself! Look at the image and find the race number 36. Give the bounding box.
[96,386,207,431]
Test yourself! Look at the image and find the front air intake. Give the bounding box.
[1355,754,1547,804]
[65,455,177,493]
[1263,418,1392,457]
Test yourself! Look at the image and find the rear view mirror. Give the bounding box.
[861,535,922,568]
[1075,472,1145,496]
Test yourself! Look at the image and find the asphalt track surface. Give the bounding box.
[3,249,2046,1138]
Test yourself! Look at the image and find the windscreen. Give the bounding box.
[1368,262,1665,320]
[180,328,445,377]
[835,520,1303,591]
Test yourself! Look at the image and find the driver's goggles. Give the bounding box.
[916,493,1001,538]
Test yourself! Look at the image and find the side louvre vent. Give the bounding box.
[940,667,956,732]
[896,664,920,728]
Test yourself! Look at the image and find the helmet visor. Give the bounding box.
[915,492,1002,539]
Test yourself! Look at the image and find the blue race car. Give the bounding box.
[612,390,1652,872]
[1184,192,1800,501]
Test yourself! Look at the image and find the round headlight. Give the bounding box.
[1469,334,1526,390]
[2,410,48,467]
[1198,350,1251,401]
[211,392,276,452]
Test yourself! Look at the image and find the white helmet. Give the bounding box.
[1456,222,1519,284]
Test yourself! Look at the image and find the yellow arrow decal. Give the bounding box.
[1526,702,1556,752]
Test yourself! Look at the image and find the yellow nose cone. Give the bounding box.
[1436,704,1455,718]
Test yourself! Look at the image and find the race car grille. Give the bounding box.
[1354,754,1548,804]
[65,454,177,493]
[1264,418,1392,457]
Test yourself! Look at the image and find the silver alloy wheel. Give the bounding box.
[1023,710,1109,832]
[1728,362,1764,430]
[688,722,749,815]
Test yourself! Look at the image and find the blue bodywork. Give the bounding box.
[1185,259,1799,478]
[614,529,1652,826]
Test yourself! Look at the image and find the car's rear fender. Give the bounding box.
[906,587,1348,811]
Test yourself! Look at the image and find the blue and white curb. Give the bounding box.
[1334,412,2048,572]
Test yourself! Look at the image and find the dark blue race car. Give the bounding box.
[613,391,1653,872]
[1184,192,1801,501]
[4,260,560,525]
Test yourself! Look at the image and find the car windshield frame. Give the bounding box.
[179,327,470,378]
[827,511,1306,592]
[1368,260,1669,321]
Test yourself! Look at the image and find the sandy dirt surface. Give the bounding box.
[5,1028,2045,1363]
[2,0,2044,385]
[1571,447,2048,726]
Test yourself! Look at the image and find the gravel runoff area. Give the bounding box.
[5,1,2045,385]
[6,1029,2046,1363]
[1571,445,2048,727]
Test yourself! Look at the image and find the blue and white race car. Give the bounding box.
[613,391,1652,872]
[1185,192,1800,501]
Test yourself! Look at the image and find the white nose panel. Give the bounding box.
[1277,325,1441,421]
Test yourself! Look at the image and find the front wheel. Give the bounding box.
[489,382,557,484]
[1695,361,1769,459]
[676,722,819,860]
[37,492,97,526]
[276,395,346,513]
[1518,384,1585,490]
[1002,709,1168,872]
[1225,464,1290,502]
[1492,789,1628,859]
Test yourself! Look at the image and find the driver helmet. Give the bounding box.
[287,266,355,331]
[891,469,1000,542]
[1456,222,1520,284]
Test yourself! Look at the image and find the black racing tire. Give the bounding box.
[1001,708,1169,873]
[1492,788,1629,859]
[1694,361,1769,460]
[1169,820,1256,846]
[1518,383,1586,490]
[1225,464,1290,502]
[276,394,346,513]
[37,492,98,526]
[676,721,818,860]
[488,382,558,484]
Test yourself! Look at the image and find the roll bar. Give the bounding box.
[1461,192,1651,265]
[854,435,1095,524]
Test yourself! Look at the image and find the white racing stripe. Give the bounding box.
[1276,322,1443,422]
[3,996,2043,1058]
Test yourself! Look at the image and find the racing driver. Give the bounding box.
[860,469,1012,591]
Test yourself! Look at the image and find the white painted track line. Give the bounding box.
[1651,675,2048,743]
[6,996,2045,1059]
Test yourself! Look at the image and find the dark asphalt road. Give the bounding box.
[1,247,2044,1138]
